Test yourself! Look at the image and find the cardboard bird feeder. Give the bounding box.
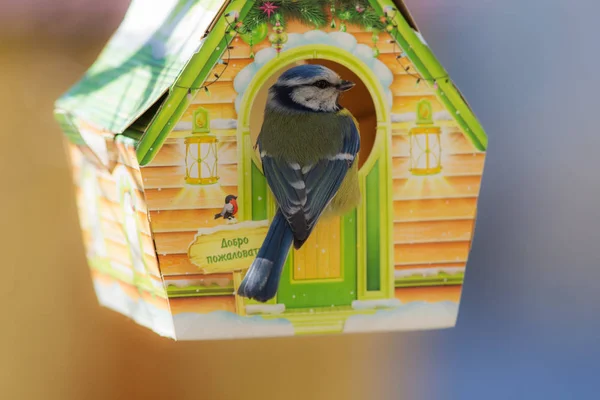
[55,0,487,340]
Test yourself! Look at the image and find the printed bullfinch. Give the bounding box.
[214,194,238,221]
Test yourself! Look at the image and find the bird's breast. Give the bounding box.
[259,111,347,164]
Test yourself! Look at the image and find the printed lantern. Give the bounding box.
[409,99,442,175]
[185,107,219,185]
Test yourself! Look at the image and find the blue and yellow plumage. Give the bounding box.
[237,64,361,302]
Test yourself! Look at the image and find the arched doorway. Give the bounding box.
[247,59,377,170]
[236,45,394,310]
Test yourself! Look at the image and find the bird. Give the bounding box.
[237,64,361,303]
[214,194,238,221]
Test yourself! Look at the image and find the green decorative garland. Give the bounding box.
[333,0,387,32]
[241,0,388,32]
[231,1,397,57]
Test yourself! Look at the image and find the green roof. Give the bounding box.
[55,0,227,133]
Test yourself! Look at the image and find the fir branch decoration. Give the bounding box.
[241,1,387,34]
[244,0,328,31]
[335,0,386,31]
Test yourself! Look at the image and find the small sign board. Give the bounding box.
[188,220,269,274]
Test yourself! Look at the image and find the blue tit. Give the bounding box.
[237,64,361,303]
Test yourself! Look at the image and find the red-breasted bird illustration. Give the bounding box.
[214,195,238,221]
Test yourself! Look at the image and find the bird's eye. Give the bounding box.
[314,80,330,89]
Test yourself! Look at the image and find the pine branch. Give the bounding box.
[283,1,328,28]
[335,0,386,31]
[242,0,385,33]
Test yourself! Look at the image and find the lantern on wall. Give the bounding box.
[408,99,442,176]
[185,107,219,185]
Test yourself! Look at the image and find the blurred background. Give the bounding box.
[1,0,599,399]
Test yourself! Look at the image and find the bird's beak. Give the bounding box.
[337,80,355,92]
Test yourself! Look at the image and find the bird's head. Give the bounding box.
[267,64,355,113]
[224,195,237,204]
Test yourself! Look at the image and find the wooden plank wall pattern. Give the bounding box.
[68,143,165,289]
[141,23,486,280]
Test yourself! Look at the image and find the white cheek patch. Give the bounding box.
[291,87,339,112]
[280,69,340,87]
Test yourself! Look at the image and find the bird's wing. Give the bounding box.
[259,115,360,246]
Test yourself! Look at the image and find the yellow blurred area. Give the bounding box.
[0,2,409,399]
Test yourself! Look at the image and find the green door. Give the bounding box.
[277,210,358,309]
[247,164,358,308]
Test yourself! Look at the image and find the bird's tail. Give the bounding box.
[237,210,293,302]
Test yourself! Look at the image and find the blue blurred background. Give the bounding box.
[0,0,598,399]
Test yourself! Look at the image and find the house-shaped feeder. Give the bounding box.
[56,0,487,340]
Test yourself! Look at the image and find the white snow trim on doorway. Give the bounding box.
[232,30,396,113]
